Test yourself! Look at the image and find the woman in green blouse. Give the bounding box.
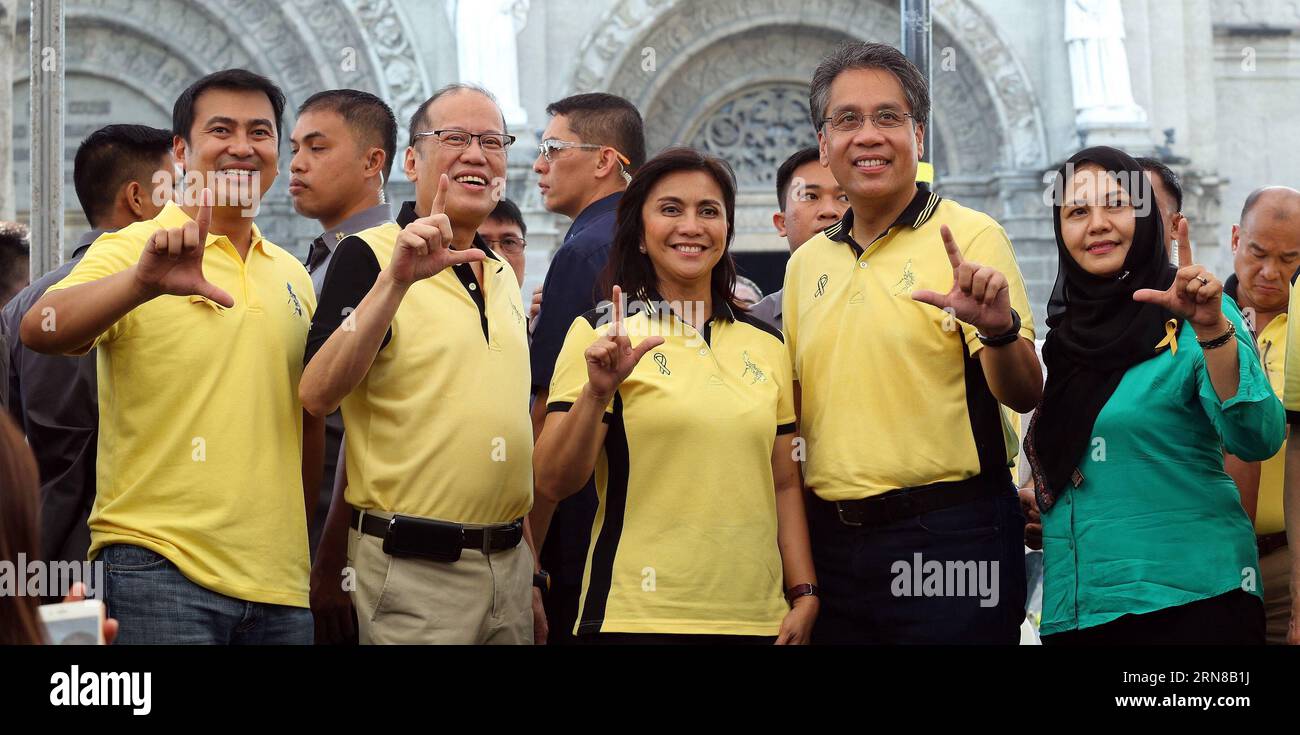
[1026,146,1284,644]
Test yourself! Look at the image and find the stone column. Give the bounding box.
[0,0,17,221]
[29,0,64,273]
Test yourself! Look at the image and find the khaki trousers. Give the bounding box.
[347,510,533,644]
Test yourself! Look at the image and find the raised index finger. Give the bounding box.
[1175,217,1193,267]
[940,224,963,271]
[196,188,212,244]
[611,284,624,336]
[432,173,449,215]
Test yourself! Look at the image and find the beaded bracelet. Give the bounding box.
[1196,321,1236,350]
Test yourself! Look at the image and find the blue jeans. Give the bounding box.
[807,490,1027,644]
[99,543,312,645]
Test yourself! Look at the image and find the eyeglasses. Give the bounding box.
[537,138,632,166]
[819,109,914,132]
[482,236,526,254]
[413,129,516,153]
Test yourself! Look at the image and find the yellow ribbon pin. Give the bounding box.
[1154,318,1178,356]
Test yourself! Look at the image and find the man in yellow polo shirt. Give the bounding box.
[21,69,322,644]
[300,84,541,645]
[787,42,1042,644]
[1241,187,1300,645]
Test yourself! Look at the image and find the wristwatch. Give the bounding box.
[532,570,551,595]
[977,308,1021,347]
[785,583,820,606]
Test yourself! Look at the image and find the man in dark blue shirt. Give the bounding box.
[2,124,172,583]
[528,93,645,644]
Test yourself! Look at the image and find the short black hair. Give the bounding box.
[775,147,823,212]
[73,124,173,227]
[1135,157,1183,212]
[486,198,526,238]
[603,147,740,313]
[811,42,930,130]
[173,68,286,143]
[407,83,506,149]
[0,222,30,289]
[299,89,398,183]
[545,93,646,172]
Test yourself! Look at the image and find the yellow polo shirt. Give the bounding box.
[305,202,532,524]
[784,186,1035,501]
[548,297,795,636]
[46,201,316,607]
[1254,311,1287,535]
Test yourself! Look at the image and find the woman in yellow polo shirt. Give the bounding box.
[533,147,818,644]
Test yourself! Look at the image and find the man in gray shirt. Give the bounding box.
[287,89,397,644]
[750,147,849,332]
[2,124,172,573]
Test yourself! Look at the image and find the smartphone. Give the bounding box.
[40,599,106,645]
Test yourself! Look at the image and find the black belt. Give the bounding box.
[351,508,523,560]
[816,473,1011,528]
[1257,531,1288,557]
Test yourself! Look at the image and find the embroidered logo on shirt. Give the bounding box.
[286,282,303,317]
[814,274,829,298]
[741,351,766,384]
[891,259,916,296]
[511,302,525,325]
[653,352,671,375]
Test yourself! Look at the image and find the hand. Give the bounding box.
[134,188,235,307]
[911,224,1015,335]
[775,595,818,645]
[1019,484,1042,550]
[1132,219,1226,333]
[388,174,485,286]
[585,285,664,399]
[529,285,543,320]
[528,284,543,336]
[309,556,356,645]
[62,582,117,645]
[532,587,548,645]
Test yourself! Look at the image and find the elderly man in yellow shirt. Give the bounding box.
[1231,186,1300,645]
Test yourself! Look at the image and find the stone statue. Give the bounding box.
[1064,0,1147,128]
[446,0,530,127]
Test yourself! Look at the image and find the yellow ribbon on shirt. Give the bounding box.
[1154,318,1178,356]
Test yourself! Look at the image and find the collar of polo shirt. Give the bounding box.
[629,284,737,323]
[823,184,942,256]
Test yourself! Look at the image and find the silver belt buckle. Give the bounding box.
[835,502,863,527]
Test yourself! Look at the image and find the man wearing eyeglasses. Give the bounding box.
[529,92,646,645]
[300,83,544,645]
[783,43,1041,644]
[479,198,528,287]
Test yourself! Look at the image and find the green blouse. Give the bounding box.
[1041,298,1285,636]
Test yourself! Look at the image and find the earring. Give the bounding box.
[638,246,647,254]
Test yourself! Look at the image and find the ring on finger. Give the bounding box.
[1196,275,1210,285]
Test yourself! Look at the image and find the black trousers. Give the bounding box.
[807,490,1027,644]
[1042,590,1265,645]
[543,582,583,645]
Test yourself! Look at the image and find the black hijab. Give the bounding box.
[1026,146,1180,510]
